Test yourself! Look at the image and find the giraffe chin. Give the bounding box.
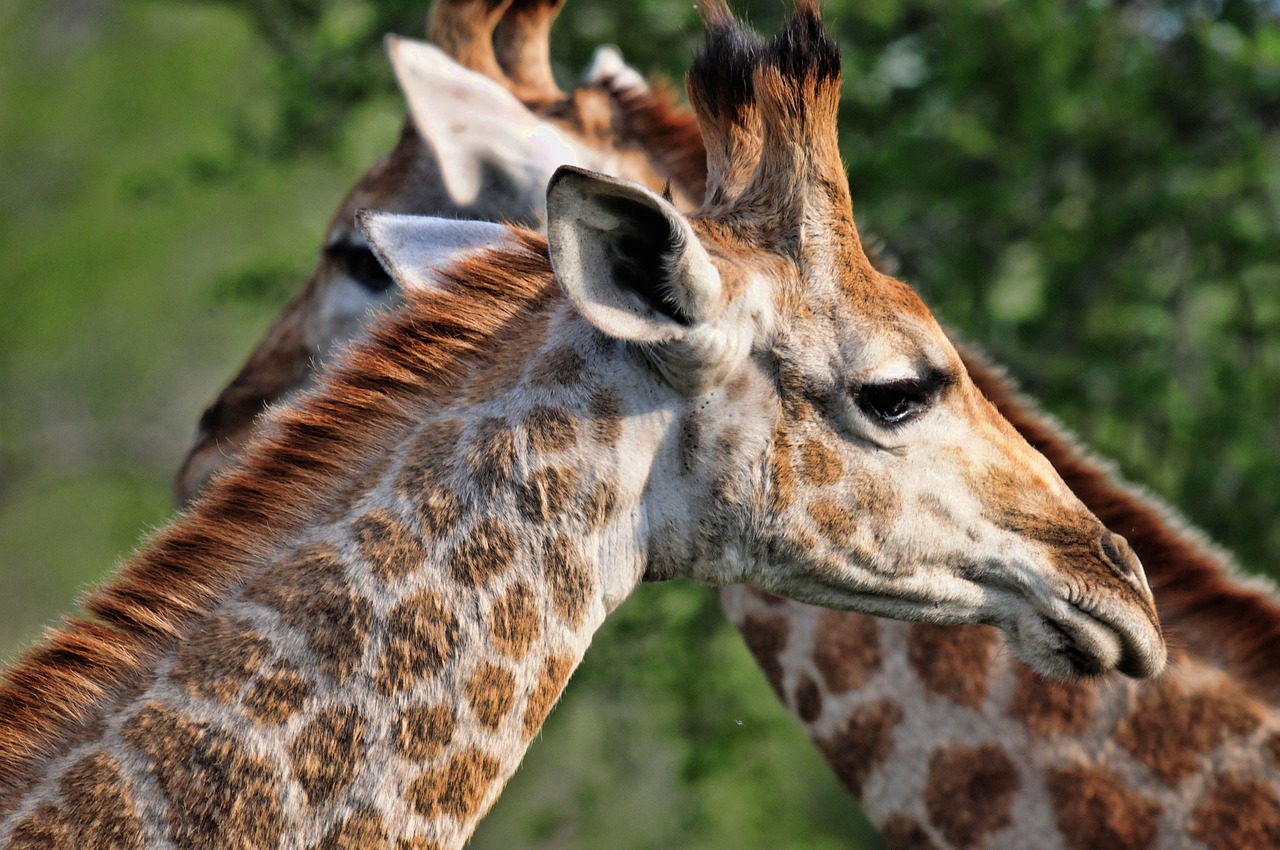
[1004,601,1167,681]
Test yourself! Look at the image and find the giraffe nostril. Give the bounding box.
[197,398,226,435]
[1100,531,1138,580]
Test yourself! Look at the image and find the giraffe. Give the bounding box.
[0,4,1165,847]
[176,0,702,504]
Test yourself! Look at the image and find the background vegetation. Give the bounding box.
[3,0,1279,846]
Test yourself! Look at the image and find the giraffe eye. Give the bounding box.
[856,379,933,426]
[325,243,395,293]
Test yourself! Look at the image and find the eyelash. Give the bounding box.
[854,376,941,426]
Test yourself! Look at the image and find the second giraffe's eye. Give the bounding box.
[326,243,395,293]
[855,379,933,426]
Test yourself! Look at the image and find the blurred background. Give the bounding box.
[3,0,1280,847]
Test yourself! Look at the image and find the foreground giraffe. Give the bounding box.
[168,2,1280,847]
[0,4,1164,847]
[176,0,703,503]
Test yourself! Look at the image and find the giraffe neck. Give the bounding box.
[0,245,673,849]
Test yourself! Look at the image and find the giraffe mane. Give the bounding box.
[962,343,1280,702]
[603,76,709,203]
[0,228,556,794]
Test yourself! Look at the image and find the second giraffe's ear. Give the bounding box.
[355,211,514,291]
[546,166,723,345]
[386,35,595,212]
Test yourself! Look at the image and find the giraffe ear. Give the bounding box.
[355,211,514,292]
[546,166,723,345]
[386,35,596,213]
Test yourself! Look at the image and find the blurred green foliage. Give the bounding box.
[2,0,1279,847]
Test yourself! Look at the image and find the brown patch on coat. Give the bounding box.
[1189,771,1280,850]
[397,418,465,498]
[489,582,541,659]
[543,535,596,629]
[396,839,445,850]
[809,499,857,543]
[448,518,519,588]
[529,345,584,389]
[813,610,883,693]
[584,479,619,531]
[406,746,503,821]
[289,704,366,804]
[523,653,575,738]
[1007,662,1096,737]
[799,438,843,486]
[793,673,822,723]
[466,662,517,730]
[924,744,1019,848]
[376,589,461,696]
[815,698,905,797]
[354,509,426,582]
[739,612,790,697]
[246,545,373,686]
[906,623,998,709]
[1046,764,1160,850]
[525,405,578,455]
[243,666,312,725]
[0,230,555,795]
[587,389,624,446]
[677,411,702,475]
[768,429,798,511]
[1114,678,1262,786]
[517,465,580,523]
[465,417,519,496]
[1266,732,1280,769]
[169,615,270,704]
[880,814,941,850]
[122,700,284,847]
[396,703,456,762]
[312,806,387,850]
[7,750,145,849]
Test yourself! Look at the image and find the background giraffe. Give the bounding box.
[5,1,1274,850]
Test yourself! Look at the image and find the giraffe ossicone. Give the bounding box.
[0,3,1165,848]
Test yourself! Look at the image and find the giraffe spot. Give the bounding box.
[466,662,517,730]
[808,499,857,543]
[398,418,465,496]
[768,430,797,511]
[170,614,270,704]
[488,582,541,660]
[587,389,624,446]
[906,623,998,709]
[726,370,753,401]
[312,807,387,850]
[739,612,790,698]
[1266,732,1280,770]
[851,468,901,523]
[677,411,702,475]
[1046,764,1159,850]
[414,488,461,539]
[396,703,456,762]
[543,535,596,629]
[449,518,518,588]
[813,610,883,693]
[800,438,843,486]
[122,700,283,848]
[354,509,426,582]
[406,746,503,821]
[924,744,1019,848]
[584,479,619,531]
[1189,771,1280,850]
[815,698,905,797]
[289,704,366,804]
[243,666,312,725]
[396,838,445,850]
[880,813,941,850]
[523,654,575,739]
[465,417,518,495]
[246,545,373,686]
[793,673,822,723]
[376,589,461,696]
[1114,678,1262,786]
[525,405,578,455]
[1007,661,1096,737]
[517,465,580,524]
[530,345,584,388]
[8,751,145,849]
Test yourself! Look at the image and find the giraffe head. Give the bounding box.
[175,0,681,504]
[371,1,1165,679]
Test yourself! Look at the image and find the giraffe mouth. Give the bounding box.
[1031,601,1165,680]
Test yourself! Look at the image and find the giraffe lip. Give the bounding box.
[1053,601,1165,679]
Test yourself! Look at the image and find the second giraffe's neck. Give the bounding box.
[0,275,669,848]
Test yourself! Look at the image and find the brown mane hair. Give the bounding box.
[961,344,1280,701]
[0,229,556,794]
[601,77,709,204]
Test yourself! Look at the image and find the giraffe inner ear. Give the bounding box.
[546,166,722,344]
